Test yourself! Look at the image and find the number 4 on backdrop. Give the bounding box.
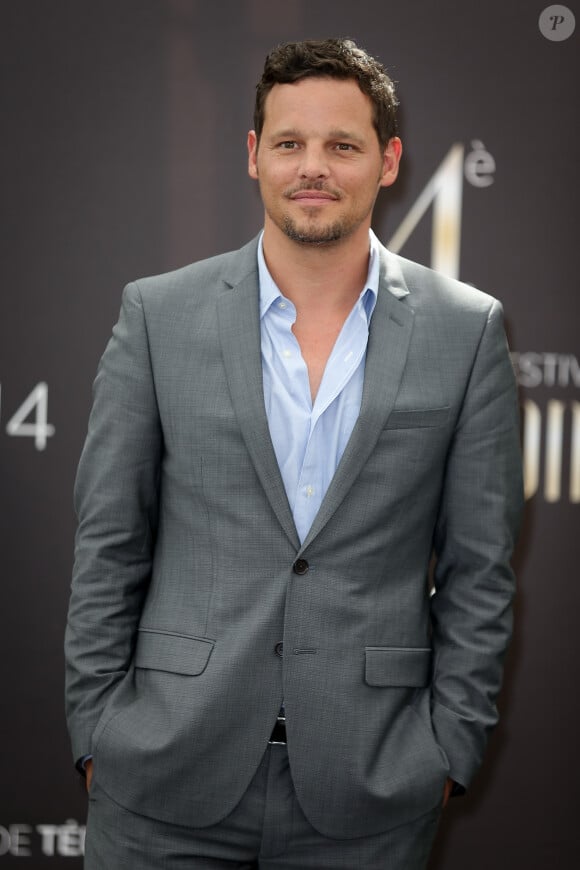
[0,383,55,450]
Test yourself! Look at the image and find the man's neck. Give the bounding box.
[261,221,374,402]
[261,222,371,316]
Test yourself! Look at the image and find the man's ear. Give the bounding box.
[379,136,403,189]
[247,130,259,180]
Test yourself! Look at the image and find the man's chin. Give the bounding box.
[282,219,347,246]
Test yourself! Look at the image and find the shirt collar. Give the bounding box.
[258,229,380,323]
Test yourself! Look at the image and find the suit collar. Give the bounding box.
[377,243,411,301]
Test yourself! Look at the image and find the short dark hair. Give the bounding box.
[254,38,399,149]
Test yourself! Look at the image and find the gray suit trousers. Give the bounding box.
[85,745,442,869]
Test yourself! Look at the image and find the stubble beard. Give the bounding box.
[281,215,351,246]
[278,184,377,247]
[277,181,353,247]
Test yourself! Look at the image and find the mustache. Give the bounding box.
[284,182,342,198]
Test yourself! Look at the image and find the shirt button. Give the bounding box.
[275,642,284,657]
[293,559,309,575]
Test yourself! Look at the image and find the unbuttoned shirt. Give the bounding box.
[258,230,379,545]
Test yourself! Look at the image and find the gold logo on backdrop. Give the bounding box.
[387,141,495,281]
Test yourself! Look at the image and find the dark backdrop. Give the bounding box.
[1,1,578,865]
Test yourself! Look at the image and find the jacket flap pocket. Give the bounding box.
[385,407,450,430]
[135,630,214,675]
[365,647,432,687]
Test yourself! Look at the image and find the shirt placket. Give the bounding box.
[294,299,370,541]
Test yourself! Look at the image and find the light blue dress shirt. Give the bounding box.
[259,231,380,544]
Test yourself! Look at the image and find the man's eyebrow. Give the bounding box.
[265,128,366,144]
[327,129,366,143]
[266,128,301,140]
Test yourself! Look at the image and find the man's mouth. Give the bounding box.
[287,189,340,203]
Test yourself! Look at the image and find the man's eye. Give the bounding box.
[335,143,354,151]
[278,141,297,149]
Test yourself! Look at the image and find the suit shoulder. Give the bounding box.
[390,252,498,317]
[126,237,259,305]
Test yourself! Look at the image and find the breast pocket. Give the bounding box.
[385,406,450,430]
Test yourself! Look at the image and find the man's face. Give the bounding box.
[247,77,401,247]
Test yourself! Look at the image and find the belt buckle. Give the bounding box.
[268,713,287,745]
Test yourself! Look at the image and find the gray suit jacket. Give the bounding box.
[65,235,523,839]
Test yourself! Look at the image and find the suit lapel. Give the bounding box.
[216,239,414,553]
[217,241,300,550]
[301,247,415,550]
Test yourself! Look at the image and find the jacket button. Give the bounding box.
[293,559,309,575]
[274,642,284,657]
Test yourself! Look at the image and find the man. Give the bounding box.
[66,38,523,869]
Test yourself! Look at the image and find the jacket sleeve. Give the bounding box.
[430,299,524,789]
[64,281,162,763]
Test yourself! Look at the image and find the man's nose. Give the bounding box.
[298,145,329,179]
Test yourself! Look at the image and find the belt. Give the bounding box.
[268,712,287,745]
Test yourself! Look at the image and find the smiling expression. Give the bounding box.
[248,76,402,247]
